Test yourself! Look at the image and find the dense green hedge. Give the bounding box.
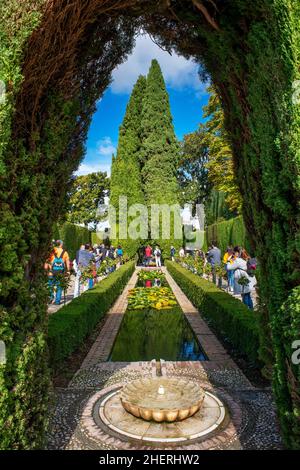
[91,232,104,246]
[48,260,135,368]
[54,223,91,259]
[166,261,260,365]
[206,216,251,255]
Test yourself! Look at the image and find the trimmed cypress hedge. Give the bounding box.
[54,222,91,259]
[166,261,260,365]
[206,216,252,255]
[48,260,135,368]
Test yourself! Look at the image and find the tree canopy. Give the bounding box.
[179,86,242,222]
[203,86,242,215]
[67,172,109,228]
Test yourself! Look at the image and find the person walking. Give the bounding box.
[116,245,124,264]
[78,244,95,291]
[48,240,70,305]
[145,245,152,266]
[179,247,185,258]
[170,246,176,261]
[223,246,235,292]
[226,247,257,309]
[154,246,162,267]
[107,246,116,272]
[206,242,221,284]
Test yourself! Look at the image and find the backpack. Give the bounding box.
[155,249,161,257]
[247,258,257,275]
[52,250,65,275]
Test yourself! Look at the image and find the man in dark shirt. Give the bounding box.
[206,242,221,284]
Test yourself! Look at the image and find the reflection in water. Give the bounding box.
[109,307,207,362]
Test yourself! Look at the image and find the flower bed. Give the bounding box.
[127,287,177,310]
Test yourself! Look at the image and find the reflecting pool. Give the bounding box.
[109,306,207,362]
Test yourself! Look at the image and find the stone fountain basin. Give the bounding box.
[120,377,205,423]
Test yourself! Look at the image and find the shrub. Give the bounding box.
[55,222,91,259]
[48,260,135,368]
[206,216,252,255]
[166,261,260,365]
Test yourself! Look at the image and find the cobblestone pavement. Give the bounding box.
[47,267,282,450]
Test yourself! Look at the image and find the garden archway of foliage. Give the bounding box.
[0,0,299,449]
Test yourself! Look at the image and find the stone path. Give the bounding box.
[47,265,282,450]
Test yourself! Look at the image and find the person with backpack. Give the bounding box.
[170,246,176,261]
[48,240,70,305]
[154,246,162,267]
[116,245,124,263]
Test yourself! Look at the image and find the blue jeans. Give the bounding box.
[227,269,234,289]
[48,277,63,304]
[242,292,253,310]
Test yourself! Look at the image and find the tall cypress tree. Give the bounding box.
[110,75,146,256]
[140,59,181,252]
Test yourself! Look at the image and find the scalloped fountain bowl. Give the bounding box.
[120,377,205,423]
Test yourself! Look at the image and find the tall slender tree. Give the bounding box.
[140,59,181,252]
[110,75,146,256]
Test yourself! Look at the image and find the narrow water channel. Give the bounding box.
[109,305,207,362]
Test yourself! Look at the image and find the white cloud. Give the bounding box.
[75,162,111,177]
[97,136,116,157]
[111,34,205,95]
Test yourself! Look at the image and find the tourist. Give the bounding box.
[206,242,221,284]
[138,245,145,266]
[241,267,257,310]
[154,246,162,267]
[179,247,185,258]
[170,246,176,261]
[99,243,106,258]
[78,244,94,268]
[226,247,257,309]
[107,246,116,272]
[145,245,152,266]
[116,245,124,263]
[79,244,95,291]
[73,244,85,298]
[47,240,70,305]
[93,245,103,269]
[76,244,85,265]
[223,246,235,292]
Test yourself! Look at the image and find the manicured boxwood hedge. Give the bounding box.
[166,261,260,365]
[48,260,135,368]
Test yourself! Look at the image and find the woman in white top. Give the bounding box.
[226,249,257,309]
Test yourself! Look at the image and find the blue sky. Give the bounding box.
[77,34,209,176]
